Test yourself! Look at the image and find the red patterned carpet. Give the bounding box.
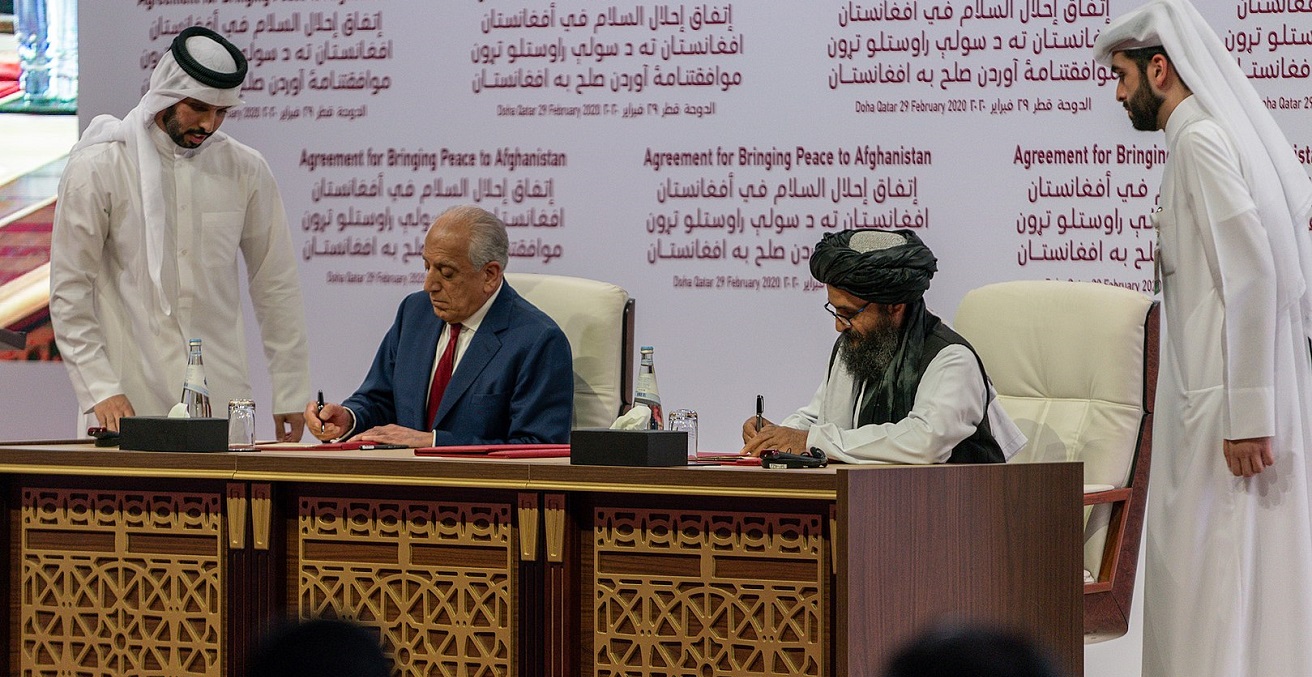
[0,61,18,100]
[0,203,53,287]
[0,156,61,360]
[0,201,57,360]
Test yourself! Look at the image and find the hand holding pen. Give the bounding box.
[304,393,351,441]
[739,394,813,457]
[741,395,774,444]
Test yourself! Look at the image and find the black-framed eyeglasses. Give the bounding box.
[824,301,871,328]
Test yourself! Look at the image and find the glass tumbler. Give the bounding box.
[668,409,698,460]
[228,399,256,449]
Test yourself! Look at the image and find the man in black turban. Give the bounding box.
[741,229,1023,464]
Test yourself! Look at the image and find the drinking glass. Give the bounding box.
[668,409,698,460]
[228,399,256,448]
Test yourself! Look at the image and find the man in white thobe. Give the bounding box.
[50,27,310,439]
[1095,1,1312,675]
[740,228,1025,464]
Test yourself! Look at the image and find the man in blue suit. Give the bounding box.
[305,205,573,447]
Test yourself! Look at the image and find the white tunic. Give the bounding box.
[1145,95,1312,677]
[50,124,311,417]
[782,343,1025,464]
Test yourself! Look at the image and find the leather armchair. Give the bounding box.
[956,280,1158,642]
[504,273,634,430]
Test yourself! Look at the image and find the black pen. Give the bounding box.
[316,390,325,433]
[755,394,764,432]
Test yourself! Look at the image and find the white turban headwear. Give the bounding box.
[71,27,247,320]
[1093,0,1312,333]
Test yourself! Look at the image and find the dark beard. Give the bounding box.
[1126,74,1164,131]
[838,314,902,384]
[160,106,208,148]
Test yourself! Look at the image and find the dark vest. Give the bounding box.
[833,322,1006,464]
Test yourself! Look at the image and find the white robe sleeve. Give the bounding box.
[49,150,123,412]
[240,157,312,415]
[1175,124,1278,440]
[786,345,987,464]
[779,381,825,432]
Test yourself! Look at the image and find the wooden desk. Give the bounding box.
[0,443,1081,676]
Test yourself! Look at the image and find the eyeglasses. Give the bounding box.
[824,301,871,328]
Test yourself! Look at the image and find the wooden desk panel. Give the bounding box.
[13,475,228,676]
[576,494,831,677]
[293,490,519,676]
[0,444,1081,677]
[837,463,1083,677]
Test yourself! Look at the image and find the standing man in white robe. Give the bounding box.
[50,27,310,440]
[1094,1,1312,675]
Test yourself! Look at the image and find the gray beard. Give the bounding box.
[838,323,901,384]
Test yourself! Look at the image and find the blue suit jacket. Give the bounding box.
[343,283,573,445]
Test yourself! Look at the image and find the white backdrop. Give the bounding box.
[0,1,1292,674]
[77,0,1312,453]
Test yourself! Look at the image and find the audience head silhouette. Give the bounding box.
[883,623,1063,677]
[247,618,391,677]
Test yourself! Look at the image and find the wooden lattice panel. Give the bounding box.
[592,509,826,676]
[20,488,225,676]
[297,497,516,676]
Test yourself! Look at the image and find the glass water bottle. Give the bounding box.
[180,338,212,418]
[634,346,663,430]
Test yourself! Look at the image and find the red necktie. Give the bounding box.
[426,323,461,429]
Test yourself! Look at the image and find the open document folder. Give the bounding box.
[414,444,571,458]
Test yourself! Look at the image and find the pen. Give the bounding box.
[317,390,325,433]
[755,394,764,432]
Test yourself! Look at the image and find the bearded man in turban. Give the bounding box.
[741,229,1023,464]
[50,27,309,440]
[1094,1,1312,674]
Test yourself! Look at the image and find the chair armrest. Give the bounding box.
[1083,488,1132,506]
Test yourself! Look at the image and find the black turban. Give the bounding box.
[812,229,942,425]
[809,229,937,303]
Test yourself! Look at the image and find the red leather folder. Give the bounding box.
[253,440,407,451]
[690,454,763,466]
[413,443,571,458]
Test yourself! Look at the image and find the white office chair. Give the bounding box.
[504,273,634,430]
[955,280,1157,642]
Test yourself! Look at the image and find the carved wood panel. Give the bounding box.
[19,487,225,676]
[295,497,517,676]
[591,508,826,676]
